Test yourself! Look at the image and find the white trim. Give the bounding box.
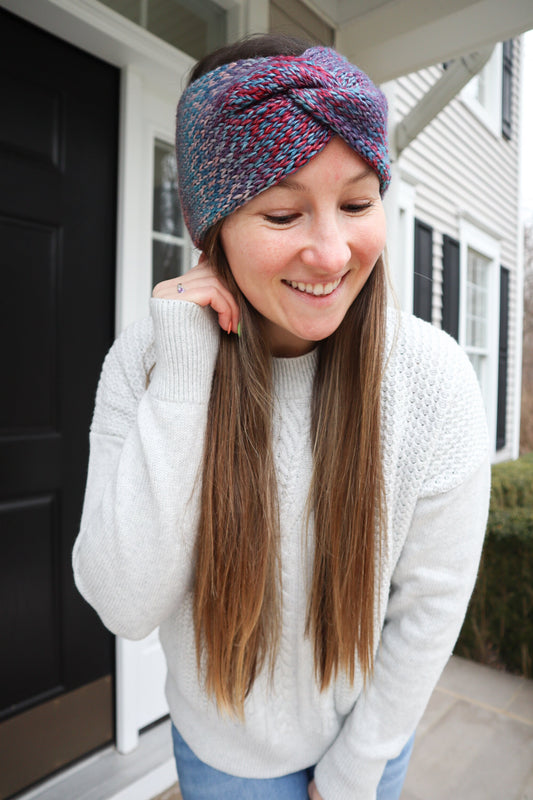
[455,209,503,242]
[395,47,494,155]
[152,231,187,246]
[458,219,501,457]
[108,760,177,800]
[382,80,416,314]
[116,638,141,754]
[116,67,150,334]
[244,0,269,34]
[392,178,416,314]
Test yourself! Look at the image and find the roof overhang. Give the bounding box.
[310,0,533,82]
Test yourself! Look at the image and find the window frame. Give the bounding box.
[458,219,501,455]
[460,42,503,138]
[151,137,197,287]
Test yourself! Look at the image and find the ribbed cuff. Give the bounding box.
[149,298,219,402]
[314,742,385,800]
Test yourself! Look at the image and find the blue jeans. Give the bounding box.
[172,723,414,800]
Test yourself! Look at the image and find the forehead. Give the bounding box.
[260,139,379,198]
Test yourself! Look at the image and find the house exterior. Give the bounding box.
[385,39,524,462]
[0,1,531,799]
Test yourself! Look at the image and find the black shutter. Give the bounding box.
[442,235,460,340]
[413,219,433,322]
[502,39,513,140]
[496,266,510,450]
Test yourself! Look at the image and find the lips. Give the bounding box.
[284,277,342,296]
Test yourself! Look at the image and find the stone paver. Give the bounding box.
[401,657,533,800]
[152,786,181,800]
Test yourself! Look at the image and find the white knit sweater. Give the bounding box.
[73,298,490,800]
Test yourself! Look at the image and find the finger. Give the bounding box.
[153,278,239,334]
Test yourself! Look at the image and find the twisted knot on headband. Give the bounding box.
[177,47,390,248]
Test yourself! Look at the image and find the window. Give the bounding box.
[461,43,503,136]
[152,140,193,287]
[458,220,500,454]
[465,247,491,391]
[100,0,227,60]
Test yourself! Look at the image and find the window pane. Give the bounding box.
[468,353,486,388]
[153,141,183,237]
[152,240,183,286]
[99,0,226,61]
[100,0,140,25]
[466,248,490,350]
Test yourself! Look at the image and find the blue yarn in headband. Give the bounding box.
[176,46,390,248]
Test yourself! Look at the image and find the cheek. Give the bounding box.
[357,218,387,261]
[226,237,287,290]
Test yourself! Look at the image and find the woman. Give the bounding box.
[73,35,490,800]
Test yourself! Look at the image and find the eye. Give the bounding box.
[263,214,298,225]
[343,202,373,214]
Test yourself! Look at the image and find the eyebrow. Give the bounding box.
[275,166,374,192]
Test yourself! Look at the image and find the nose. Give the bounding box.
[300,215,351,274]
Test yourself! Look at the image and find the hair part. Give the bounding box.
[188,33,312,85]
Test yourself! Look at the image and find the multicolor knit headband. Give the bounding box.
[176,46,390,248]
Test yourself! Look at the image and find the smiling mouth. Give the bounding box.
[284,277,342,297]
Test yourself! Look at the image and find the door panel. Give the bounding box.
[0,8,118,795]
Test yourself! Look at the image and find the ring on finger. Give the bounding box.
[177,283,185,294]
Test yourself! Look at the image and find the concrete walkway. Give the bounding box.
[401,656,533,800]
[153,656,533,800]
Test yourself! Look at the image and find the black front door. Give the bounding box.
[0,9,118,796]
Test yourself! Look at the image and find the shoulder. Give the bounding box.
[383,307,489,493]
[383,307,477,407]
[385,307,471,379]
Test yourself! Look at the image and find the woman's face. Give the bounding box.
[220,136,387,357]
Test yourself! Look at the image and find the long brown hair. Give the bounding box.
[190,35,387,716]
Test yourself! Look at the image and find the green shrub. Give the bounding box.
[454,453,533,678]
[490,451,533,509]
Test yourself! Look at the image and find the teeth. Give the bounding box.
[288,278,341,296]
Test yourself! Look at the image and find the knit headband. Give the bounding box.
[176,46,390,248]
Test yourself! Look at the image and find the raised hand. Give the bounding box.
[152,255,240,335]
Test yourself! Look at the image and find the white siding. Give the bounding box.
[392,38,522,460]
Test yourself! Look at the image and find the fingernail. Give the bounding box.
[237,321,242,338]
[227,322,232,335]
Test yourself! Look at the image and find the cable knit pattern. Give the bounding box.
[73,301,490,800]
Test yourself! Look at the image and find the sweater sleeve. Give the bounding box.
[72,298,219,640]
[314,340,491,800]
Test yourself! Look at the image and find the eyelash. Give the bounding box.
[263,203,373,225]
[264,214,297,225]
[343,203,373,214]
